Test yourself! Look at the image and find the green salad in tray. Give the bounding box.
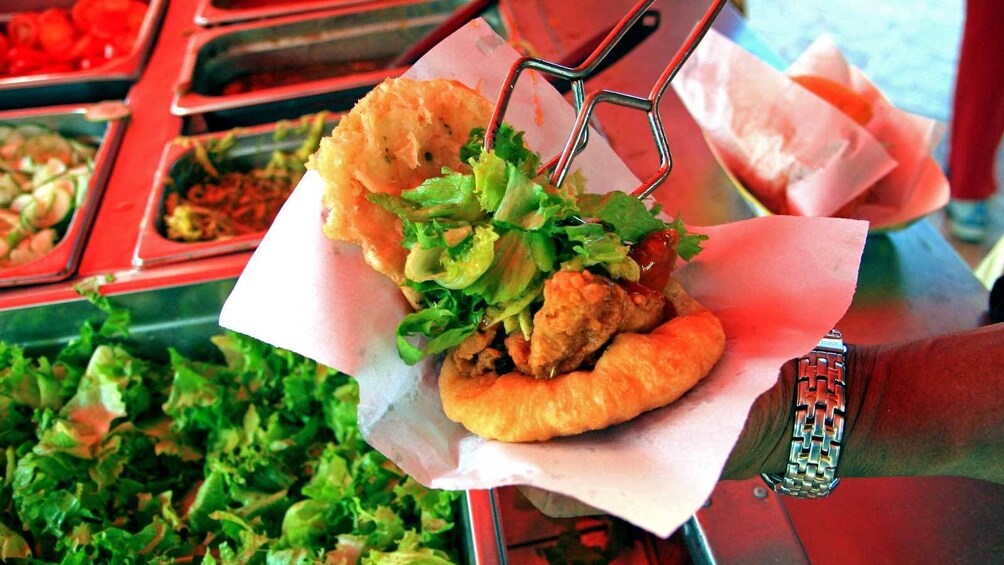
[0,292,462,563]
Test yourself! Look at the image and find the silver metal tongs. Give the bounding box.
[483,0,727,199]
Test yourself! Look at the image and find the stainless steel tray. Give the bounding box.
[194,0,379,27]
[133,113,339,268]
[0,0,168,109]
[0,274,507,565]
[0,103,128,288]
[173,0,510,129]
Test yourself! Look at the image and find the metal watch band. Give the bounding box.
[761,329,847,498]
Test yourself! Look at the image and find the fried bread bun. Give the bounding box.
[439,278,724,442]
[311,78,492,284]
[315,77,725,443]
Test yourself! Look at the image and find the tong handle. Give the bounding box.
[483,0,656,153]
[484,0,727,200]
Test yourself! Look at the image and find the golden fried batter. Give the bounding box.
[528,271,668,379]
[311,78,492,283]
[530,270,625,379]
[439,278,725,442]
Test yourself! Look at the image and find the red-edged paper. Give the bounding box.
[219,20,868,537]
[672,29,948,230]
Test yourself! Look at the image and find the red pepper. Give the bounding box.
[6,46,48,75]
[36,62,76,74]
[0,35,8,72]
[124,1,148,34]
[630,228,680,292]
[7,13,41,47]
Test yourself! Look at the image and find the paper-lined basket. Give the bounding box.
[672,29,948,231]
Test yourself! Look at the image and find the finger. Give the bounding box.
[518,486,605,518]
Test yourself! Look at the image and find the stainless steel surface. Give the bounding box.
[0,273,505,565]
[194,0,378,27]
[0,0,168,110]
[0,103,127,288]
[463,490,507,565]
[133,113,340,268]
[173,0,511,129]
[686,479,809,564]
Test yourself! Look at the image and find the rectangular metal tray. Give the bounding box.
[173,0,510,130]
[0,0,168,110]
[0,274,507,565]
[194,0,378,27]
[133,113,339,268]
[0,103,128,288]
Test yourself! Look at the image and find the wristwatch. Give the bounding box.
[761,329,846,498]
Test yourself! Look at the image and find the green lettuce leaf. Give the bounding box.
[577,191,666,242]
[666,215,709,261]
[562,223,640,281]
[396,307,479,366]
[405,225,499,289]
[464,230,542,306]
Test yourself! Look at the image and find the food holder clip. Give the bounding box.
[483,0,727,198]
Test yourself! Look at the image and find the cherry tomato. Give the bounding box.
[7,13,41,47]
[2,0,147,78]
[74,0,133,39]
[630,228,680,292]
[37,8,77,59]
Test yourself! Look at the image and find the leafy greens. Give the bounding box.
[0,291,462,563]
[371,125,708,365]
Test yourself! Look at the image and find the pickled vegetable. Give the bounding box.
[164,112,329,243]
[0,124,95,268]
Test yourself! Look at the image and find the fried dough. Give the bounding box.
[439,278,726,442]
[311,78,492,283]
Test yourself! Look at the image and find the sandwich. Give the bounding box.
[311,77,725,442]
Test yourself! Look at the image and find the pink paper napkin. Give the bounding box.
[672,29,948,230]
[220,20,868,537]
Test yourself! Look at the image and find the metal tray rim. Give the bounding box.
[194,0,379,27]
[172,0,501,117]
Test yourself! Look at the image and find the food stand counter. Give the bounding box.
[0,0,1001,563]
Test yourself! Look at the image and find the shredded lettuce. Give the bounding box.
[0,296,463,563]
[370,123,708,365]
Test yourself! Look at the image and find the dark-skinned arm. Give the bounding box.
[724,323,1004,483]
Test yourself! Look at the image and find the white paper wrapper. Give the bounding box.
[220,20,869,537]
[672,29,948,230]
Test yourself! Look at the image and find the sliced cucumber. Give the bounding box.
[25,183,73,229]
[0,174,21,207]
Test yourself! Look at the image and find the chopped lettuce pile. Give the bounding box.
[0,291,461,563]
[370,125,708,365]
